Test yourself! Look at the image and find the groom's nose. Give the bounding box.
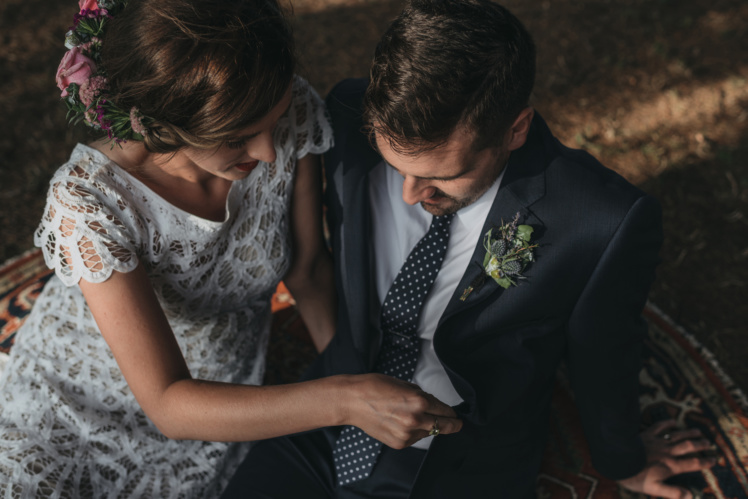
[402,176,436,205]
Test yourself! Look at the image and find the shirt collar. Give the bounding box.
[453,166,505,230]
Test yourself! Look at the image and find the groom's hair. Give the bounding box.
[363,0,536,154]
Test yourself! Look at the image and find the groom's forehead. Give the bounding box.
[374,133,472,178]
[374,125,480,164]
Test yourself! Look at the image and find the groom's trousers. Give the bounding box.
[220,427,426,499]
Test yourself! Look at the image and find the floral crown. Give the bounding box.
[56,0,151,143]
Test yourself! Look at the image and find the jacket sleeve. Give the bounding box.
[566,194,663,480]
[322,78,368,252]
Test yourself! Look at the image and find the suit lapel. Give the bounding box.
[438,116,550,328]
[341,124,381,356]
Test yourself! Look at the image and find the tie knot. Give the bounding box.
[431,213,455,231]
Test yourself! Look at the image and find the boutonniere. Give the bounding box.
[460,212,537,301]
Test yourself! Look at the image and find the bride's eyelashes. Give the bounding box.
[226,138,249,150]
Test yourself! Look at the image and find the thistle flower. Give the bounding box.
[490,239,506,257]
[502,260,522,276]
[477,213,537,291]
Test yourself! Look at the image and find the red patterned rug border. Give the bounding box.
[643,301,748,417]
[0,248,43,274]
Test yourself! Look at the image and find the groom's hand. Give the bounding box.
[617,419,716,499]
[341,373,463,450]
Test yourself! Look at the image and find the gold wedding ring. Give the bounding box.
[429,418,440,436]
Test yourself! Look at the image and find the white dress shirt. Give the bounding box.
[368,161,503,449]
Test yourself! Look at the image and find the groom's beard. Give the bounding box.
[419,156,505,216]
[420,191,470,216]
[419,183,490,216]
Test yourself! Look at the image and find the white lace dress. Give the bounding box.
[0,77,332,498]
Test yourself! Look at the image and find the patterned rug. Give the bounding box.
[1,249,747,498]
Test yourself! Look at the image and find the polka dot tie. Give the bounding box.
[333,213,455,486]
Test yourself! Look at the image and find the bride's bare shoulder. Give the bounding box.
[88,139,146,171]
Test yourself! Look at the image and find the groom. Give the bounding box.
[224,0,714,497]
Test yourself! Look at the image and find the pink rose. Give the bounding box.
[56,47,97,97]
[78,0,99,11]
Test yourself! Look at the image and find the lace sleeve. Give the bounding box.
[33,164,139,287]
[289,76,334,159]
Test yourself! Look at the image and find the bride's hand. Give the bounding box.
[339,373,463,449]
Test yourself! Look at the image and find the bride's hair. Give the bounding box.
[101,0,295,153]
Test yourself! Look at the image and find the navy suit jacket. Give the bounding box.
[311,78,662,498]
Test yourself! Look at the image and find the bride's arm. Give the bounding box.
[79,267,462,443]
[282,152,337,352]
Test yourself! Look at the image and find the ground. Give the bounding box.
[1,0,746,391]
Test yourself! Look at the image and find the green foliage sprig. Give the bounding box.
[460,212,538,301]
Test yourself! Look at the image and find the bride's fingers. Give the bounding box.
[390,415,462,448]
[380,407,462,448]
[422,414,462,436]
[420,392,458,419]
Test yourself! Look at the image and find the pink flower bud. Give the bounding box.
[129,108,148,136]
[56,47,97,98]
[78,0,99,11]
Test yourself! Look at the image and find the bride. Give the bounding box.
[0,0,461,496]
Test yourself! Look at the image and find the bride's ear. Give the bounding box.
[505,107,534,152]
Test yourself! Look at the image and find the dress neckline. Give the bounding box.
[75,143,246,227]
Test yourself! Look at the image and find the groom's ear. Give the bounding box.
[505,107,534,152]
